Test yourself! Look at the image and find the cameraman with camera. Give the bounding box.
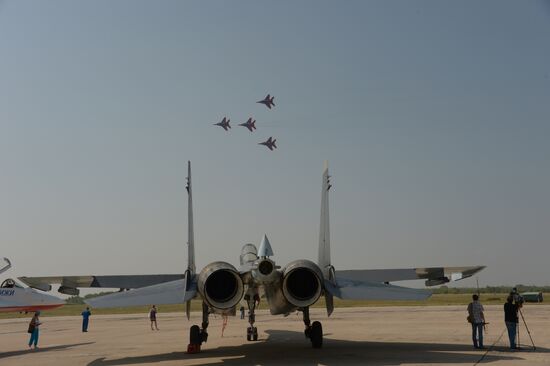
[504,288,523,350]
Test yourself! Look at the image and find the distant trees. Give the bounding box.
[64,291,116,305]
[433,285,550,294]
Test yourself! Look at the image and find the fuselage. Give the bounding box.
[239,244,323,316]
[0,280,65,313]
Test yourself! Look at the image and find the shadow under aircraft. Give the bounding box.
[85,329,536,366]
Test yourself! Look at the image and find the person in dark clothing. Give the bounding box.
[81,307,92,332]
[149,305,159,330]
[504,295,521,349]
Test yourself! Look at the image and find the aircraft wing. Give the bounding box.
[85,277,197,309]
[335,266,485,287]
[18,274,185,293]
[325,277,431,301]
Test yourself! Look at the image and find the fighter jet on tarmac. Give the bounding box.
[257,94,275,109]
[214,117,231,131]
[239,118,257,132]
[21,162,484,352]
[259,137,277,151]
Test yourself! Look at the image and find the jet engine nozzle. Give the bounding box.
[282,260,323,308]
[198,262,244,310]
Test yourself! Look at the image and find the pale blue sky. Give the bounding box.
[1,0,549,287]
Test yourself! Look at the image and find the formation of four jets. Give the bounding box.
[214,94,277,151]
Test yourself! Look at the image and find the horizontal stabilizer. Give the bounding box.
[335,266,485,287]
[325,277,431,301]
[85,278,196,309]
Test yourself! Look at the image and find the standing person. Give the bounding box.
[467,294,486,349]
[81,307,92,332]
[504,295,521,349]
[240,306,245,320]
[149,305,159,330]
[28,311,42,349]
[221,314,228,337]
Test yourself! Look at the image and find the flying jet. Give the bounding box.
[239,118,256,132]
[257,94,275,109]
[0,258,64,313]
[20,162,484,352]
[214,117,231,131]
[259,137,277,151]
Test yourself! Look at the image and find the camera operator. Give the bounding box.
[504,291,523,350]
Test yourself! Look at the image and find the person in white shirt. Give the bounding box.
[467,294,485,349]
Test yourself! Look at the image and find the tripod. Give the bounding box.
[517,307,536,351]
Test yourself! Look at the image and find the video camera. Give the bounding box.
[511,287,524,305]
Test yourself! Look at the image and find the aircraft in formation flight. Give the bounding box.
[20,161,484,352]
[214,117,231,131]
[214,95,277,150]
[258,136,277,151]
[257,94,275,109]
[0,258,64,313]
[239,117,256,132]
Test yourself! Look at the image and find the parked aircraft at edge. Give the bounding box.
[19,162,485,351]
[0,258,65,313]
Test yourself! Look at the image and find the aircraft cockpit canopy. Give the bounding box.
[1,278,22,289]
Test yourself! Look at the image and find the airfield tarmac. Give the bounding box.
[1,305,549,366]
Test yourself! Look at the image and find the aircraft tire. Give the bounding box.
[310,321,323,348]
[190,325,201,345]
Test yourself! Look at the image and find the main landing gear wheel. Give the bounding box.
[189,325,201,344]
[188,302,210,354]
[310,321,323,348]
[188,325,202,353]
[247,326,258,341]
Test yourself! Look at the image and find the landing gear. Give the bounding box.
[187,302,210,354]
[245,294,259,341]
[310,321,323,348]
[302,307,323,348]
[247,326,258,341]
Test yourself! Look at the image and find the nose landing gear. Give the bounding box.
[245,294,259,341]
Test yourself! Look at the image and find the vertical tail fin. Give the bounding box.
[186,161,196,275]
[185,161,195,320]
[0,258,11,275]
[318,161,334,316]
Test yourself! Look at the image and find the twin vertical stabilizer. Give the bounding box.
[318,161,331,276]
[318,161,334,316]
[186,161,196,275]
[185,161,196,319]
